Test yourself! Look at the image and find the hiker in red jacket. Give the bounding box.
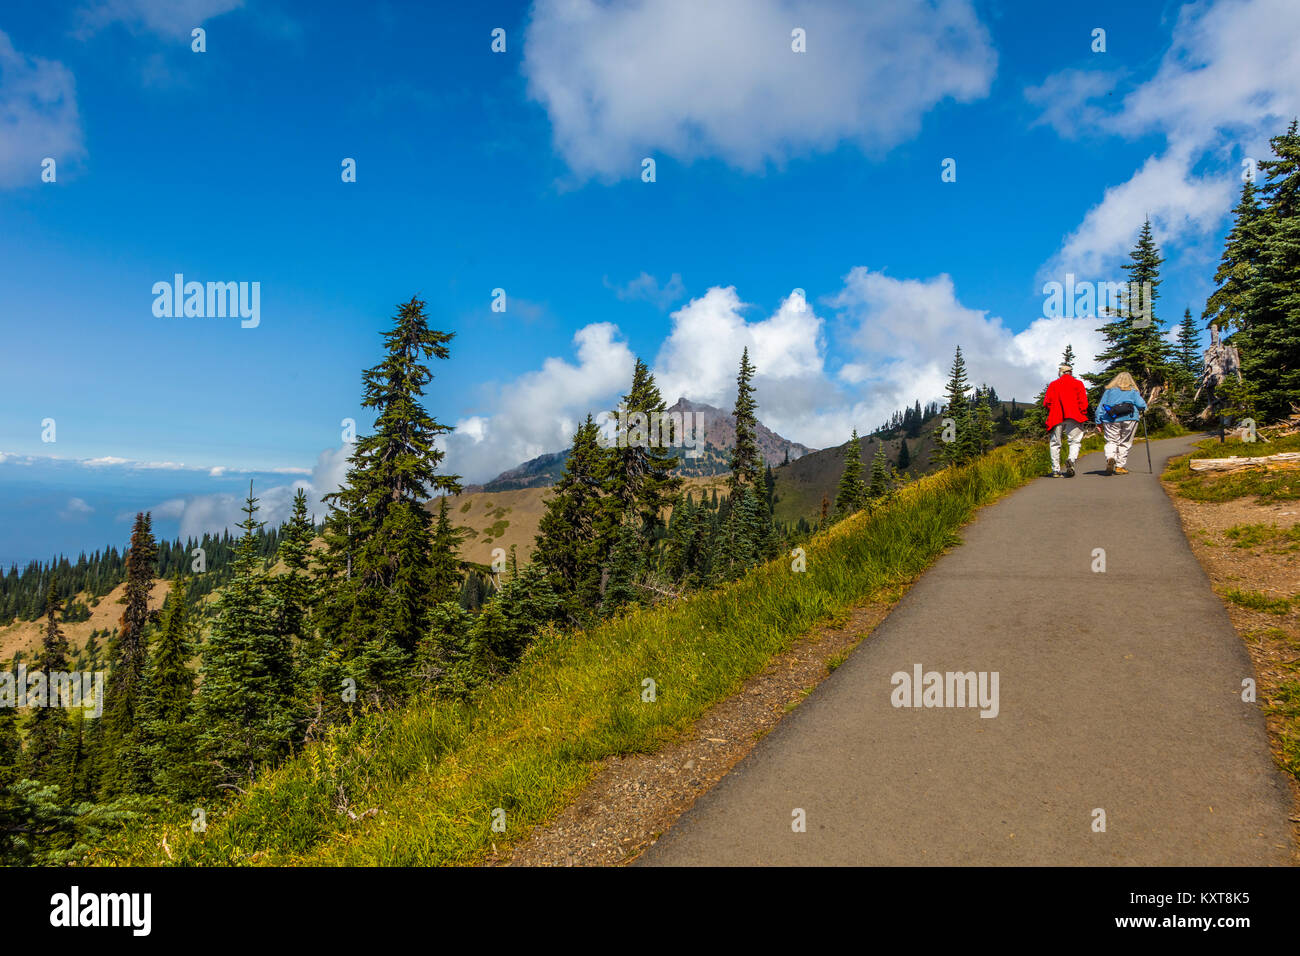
[1043,362,1089,478]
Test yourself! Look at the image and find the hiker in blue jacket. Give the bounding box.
[1097,371,1147,475]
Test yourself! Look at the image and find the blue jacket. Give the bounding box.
[1098,387,1146,422]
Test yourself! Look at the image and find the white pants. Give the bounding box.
[1049,420,1085,472]
[1102,421,1139,467]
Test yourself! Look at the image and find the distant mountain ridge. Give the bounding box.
[466,398,816,493]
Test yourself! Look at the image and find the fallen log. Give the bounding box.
[1189,452,1300,473]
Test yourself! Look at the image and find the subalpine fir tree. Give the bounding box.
[835,430,868,515]
[1242,120,1300,420]
[21,585,71,781]
[1176,307,1202,379]
[138,577,205,800]
[601,522,643,612]
[973,389,994,455]
[272,488,315,650]
[1205,180,1266,339]
[198,487,295,786]
[318,296,462,665]
[1086,220,1174,397]
[534,415,611,617]
[51,709,93,804]
[935,347,975,466]
[493,563,563,662]
[897,439,911,472]
[716,488,761,579]
[728,349,763,496]
[664,494,698,582]
[429,497,467,606]
[606,360,682,538]
[100,512,156,797]
[868,443,892,502]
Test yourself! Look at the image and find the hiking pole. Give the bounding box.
[1141,412,1152,474]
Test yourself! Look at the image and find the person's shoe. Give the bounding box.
[1065,460,1076,478]
[1105,457,1116,475]
[1115,466,1129,475]
[1047,471,1062,478]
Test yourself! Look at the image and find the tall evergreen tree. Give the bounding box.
[21,585,71,781]
[139,577,205,800]
[896,439,911,471]
[1086,219,1174,397]
[935,347,975,466]
[99,512,156,797]
[318,296,462,665]
[868,443,891,501]
[272,489,315,660]
[606,359,682,536]
[836,430,867,515]
[1242,120,1300,420]
[1204,179,1266,337]
[534,415,610,617]
[198,487,295,786]
[727,349,763,496]
[429,497,467,606]
[1176,307,1203,378]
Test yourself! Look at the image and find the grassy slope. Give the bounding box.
[0,579,174,662]
[103,440,1052,866]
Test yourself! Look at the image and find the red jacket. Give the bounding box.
[1043,375,1088,429]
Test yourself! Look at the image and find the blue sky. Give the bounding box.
[1,0,1297,562]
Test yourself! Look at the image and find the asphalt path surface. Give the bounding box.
[640,435,1294,865]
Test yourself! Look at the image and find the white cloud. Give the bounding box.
[828,268,1107,430]
[606,271,687,309]
[75,0,244,39]
[523,0,996,181]
[59,497,94,520]
[0,31,84,189]
[1023,68,1120,138]
[653,286,834,441]
[1035,0,1300,276]
[441,322,637,483]
[438,271,1106,475]
[150,444,350,541]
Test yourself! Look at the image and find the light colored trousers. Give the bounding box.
[1102,420,1139,467]
[1048,419,1085,472]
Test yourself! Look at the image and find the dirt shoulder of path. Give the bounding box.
[1161,480,1300,862]
[488,599,896,866]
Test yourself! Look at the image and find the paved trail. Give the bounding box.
[640,436,1295,866]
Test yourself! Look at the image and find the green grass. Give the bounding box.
[1222,588,1294,615]
[1144,421,1190,440]
[100,441,1052,867]
[1223,523,1300,552]
[1163,433,1300,502]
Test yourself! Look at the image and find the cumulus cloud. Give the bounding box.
[75,0,244,39]
[149,445,351,541]
[605,272,687,309]
[435,270,1107,474]
[0,31,84,189]
[653,286,834,440]
[523,0,996,180]
[830,267,1107,417]
[1034,0,1300,275]
[441,322,637,483]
